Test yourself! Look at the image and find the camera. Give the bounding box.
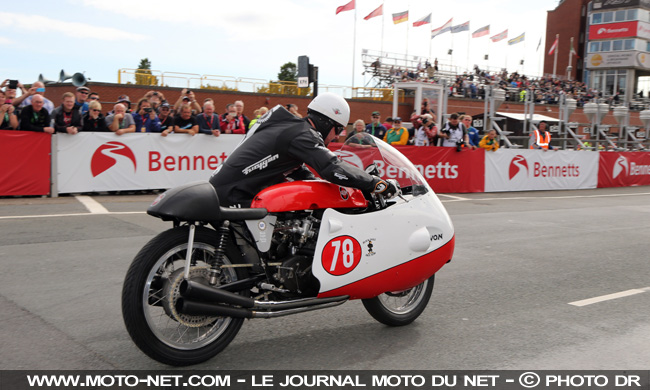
[421,116,430,125]
[152,92,158,96]
[8,80,18,89]
[144,107,152,113]
[455,139,464,152]
[186,90,191,94]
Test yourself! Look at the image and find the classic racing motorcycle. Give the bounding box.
[121,133,455,366]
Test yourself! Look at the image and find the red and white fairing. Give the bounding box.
[313,187,454,299]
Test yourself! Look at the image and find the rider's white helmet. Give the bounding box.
[307,92,350,127]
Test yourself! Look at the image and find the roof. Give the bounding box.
[496,112,559,122]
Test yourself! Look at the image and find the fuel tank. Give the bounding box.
[250,180,367,212]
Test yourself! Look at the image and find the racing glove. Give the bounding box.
[372,177,399,199]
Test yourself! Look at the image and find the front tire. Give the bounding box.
[362,275,435,326]
[122,226,248,366]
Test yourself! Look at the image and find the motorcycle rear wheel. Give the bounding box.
[122,226,248,366]
[362,275,435,326]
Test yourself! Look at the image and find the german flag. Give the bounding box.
[392,11,408,25]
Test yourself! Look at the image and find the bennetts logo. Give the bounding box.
[612,156,628,179]
[509,155,529,180]
[91,142,137,177]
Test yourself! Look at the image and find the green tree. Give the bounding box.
[277,62,297,82]
[135,57,158,86]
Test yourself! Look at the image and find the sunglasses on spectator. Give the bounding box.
[88,96,99,100]
[80,91,89,95]
[91,109,101,112]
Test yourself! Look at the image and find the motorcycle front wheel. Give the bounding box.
[122,226,248,366]
[361,275,435,326]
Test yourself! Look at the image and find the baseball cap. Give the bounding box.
[160,102,171,109]
[117,94,130,103]
[371,111,380,117]
[394,116,402,122]
[76,86,90,92]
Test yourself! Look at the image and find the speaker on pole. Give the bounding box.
[38,74,56,84]
[59,69,74,83]
[71,73,87,87]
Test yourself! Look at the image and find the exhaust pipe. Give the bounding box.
[180,280,254,308]
[175,298,252,318]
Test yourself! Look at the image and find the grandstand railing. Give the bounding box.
[117,69,405,102]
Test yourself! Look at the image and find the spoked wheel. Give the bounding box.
[122,226,248,366]
[362,275,435,326]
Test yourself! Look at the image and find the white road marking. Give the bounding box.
[74,195,109,214]
[569,287,650,307]
[439,192,650,203]
[0,211,145,220]
[437,194,469,201]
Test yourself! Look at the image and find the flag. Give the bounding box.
[570,40,580,58]
[364,4,383,20]
[548,35,559,55]
[335,0,354,15]
[392,11,408,25]
[431,18,453,39]
[508,32,525,45]
[451,21,469,33]
[472,25,489,38]
[413,13,431,27]
[536,37,541,51]
[490,29,508,42]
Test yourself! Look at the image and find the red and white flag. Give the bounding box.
[490,29,508,42]
[413,13,431,27]
[548,36,559,55]
[364,4,383,20]
[336,0,354,15]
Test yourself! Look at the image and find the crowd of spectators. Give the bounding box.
[0,79,304,136]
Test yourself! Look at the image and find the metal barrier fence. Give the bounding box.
[117,69,405,102]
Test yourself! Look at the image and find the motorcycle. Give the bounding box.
[121,133,455,366]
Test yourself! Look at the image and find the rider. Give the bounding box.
[209,92,397,208]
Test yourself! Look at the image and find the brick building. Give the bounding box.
[544,0,591,81]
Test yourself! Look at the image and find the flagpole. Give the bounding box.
[522,35,527,73]
[381,0,385,55]
[538,37,542,77]
[406,6,410,59]
[466,28,470,73]
[552,34,559,78]
[352,4,357,94]
[568,36,574,80]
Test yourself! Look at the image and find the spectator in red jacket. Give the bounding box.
[220,103,246,134]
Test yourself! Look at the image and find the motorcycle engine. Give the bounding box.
[269,213,321,296]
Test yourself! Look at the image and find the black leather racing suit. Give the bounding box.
[209,105,380,207]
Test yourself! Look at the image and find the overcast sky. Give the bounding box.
[1,0,561,90]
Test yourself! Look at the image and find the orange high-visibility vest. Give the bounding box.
[530,129,551,149]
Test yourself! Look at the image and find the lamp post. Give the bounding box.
[584,101,613,150]
[613,106,629,150]
[559,95,577,149]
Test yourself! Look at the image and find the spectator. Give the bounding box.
[157,102,174,133]
[420,98,434,116]
[143,90,166,113]
[439,113,472,150]
[1,80,19,110]
[19,94,54,133]
[422,114,439,146]
[87,92,100,103]
[413,116,429,146]
[248,106,268,129]
[287,104,302,118]
[461,114,480,148]
[81,101,110,132]
[116,95,132,112]
[132,98,161,133]
[383,117,409,145]
[346,119,366,141]
[15,81,55,114]
[174,89,201,114]
[52,92,82,134]
[0,89,19,129]
[196,101,221,136]
[382,117,394,131]
[74,86,90,115]
[220,103,246,134]
[479,129,499,151]
[168,104,198,136]
[106,103,136,135]
[530,121,557,150]
[365,111,387,139]
[234,100,251,129]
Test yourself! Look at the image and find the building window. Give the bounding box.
[625,39,635,50]
[627,9,638,21]
[647,41,650,52]
[590,42,600,53]
[603,11,614,23]
[592,13,602,24]
[601,41,611,51]
[613,40,623,51]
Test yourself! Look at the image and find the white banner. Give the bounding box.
[485,149,599,192]
[56,133,244,193]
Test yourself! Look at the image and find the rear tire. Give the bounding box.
[122,226,248,366]
[362,275,435,326]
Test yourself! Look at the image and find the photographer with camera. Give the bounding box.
[438,112,475,151]
[14,81,54,114]
[132,98,161,133]
[0,89,19,130]
[174,88,201,115]
[220,103,246,134]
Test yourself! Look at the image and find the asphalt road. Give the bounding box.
[1,187,649,370]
